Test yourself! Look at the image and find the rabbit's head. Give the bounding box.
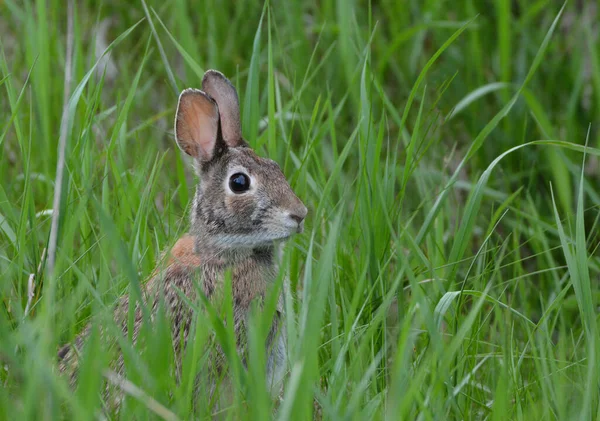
[174,70,307,251]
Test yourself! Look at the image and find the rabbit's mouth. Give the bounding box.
[270,218,304,238]
[271,208,306,235]
[262,224,301,243]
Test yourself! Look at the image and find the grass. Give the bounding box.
[1,0,599,419]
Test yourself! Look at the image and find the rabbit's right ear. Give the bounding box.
[175,88,220,162]
[202,70,243,147]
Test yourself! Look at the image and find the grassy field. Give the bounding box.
[1,0,599,419]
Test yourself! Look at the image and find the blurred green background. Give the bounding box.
[1,0,599,419]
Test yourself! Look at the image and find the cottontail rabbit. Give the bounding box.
[59,70,307,407]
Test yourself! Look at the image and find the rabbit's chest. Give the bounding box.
[155,257,287,394]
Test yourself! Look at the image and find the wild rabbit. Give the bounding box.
[59,70,307,407]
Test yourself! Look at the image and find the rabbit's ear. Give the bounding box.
[175,88,220,161]
[202,70,243,147]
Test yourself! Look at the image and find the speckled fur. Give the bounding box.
[58,70,306,408]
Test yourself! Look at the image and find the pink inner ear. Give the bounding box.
[175,90,219,161]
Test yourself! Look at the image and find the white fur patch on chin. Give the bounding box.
[213,231,292,248]
[269,209,301,231]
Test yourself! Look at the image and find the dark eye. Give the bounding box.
[229,173,251,193]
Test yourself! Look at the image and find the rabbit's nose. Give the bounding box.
[288,205,307,233]
[289,213,305,224]
[289,204,307,223]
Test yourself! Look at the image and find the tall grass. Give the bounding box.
[1,0,599,419]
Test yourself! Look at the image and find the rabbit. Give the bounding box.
[58,69,308,409]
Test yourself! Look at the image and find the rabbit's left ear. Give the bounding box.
[202,70,243,147]
[174,88,220,162]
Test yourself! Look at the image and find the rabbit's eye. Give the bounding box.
[229,173,251,193]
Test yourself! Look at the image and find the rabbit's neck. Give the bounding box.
[198,243,282,308]
[232,245,280,308]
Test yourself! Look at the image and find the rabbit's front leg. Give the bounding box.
[265,311,286,397]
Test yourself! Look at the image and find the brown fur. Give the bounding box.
[168,234,202,267]
[58,70,306,410]
[59,236,284,401]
